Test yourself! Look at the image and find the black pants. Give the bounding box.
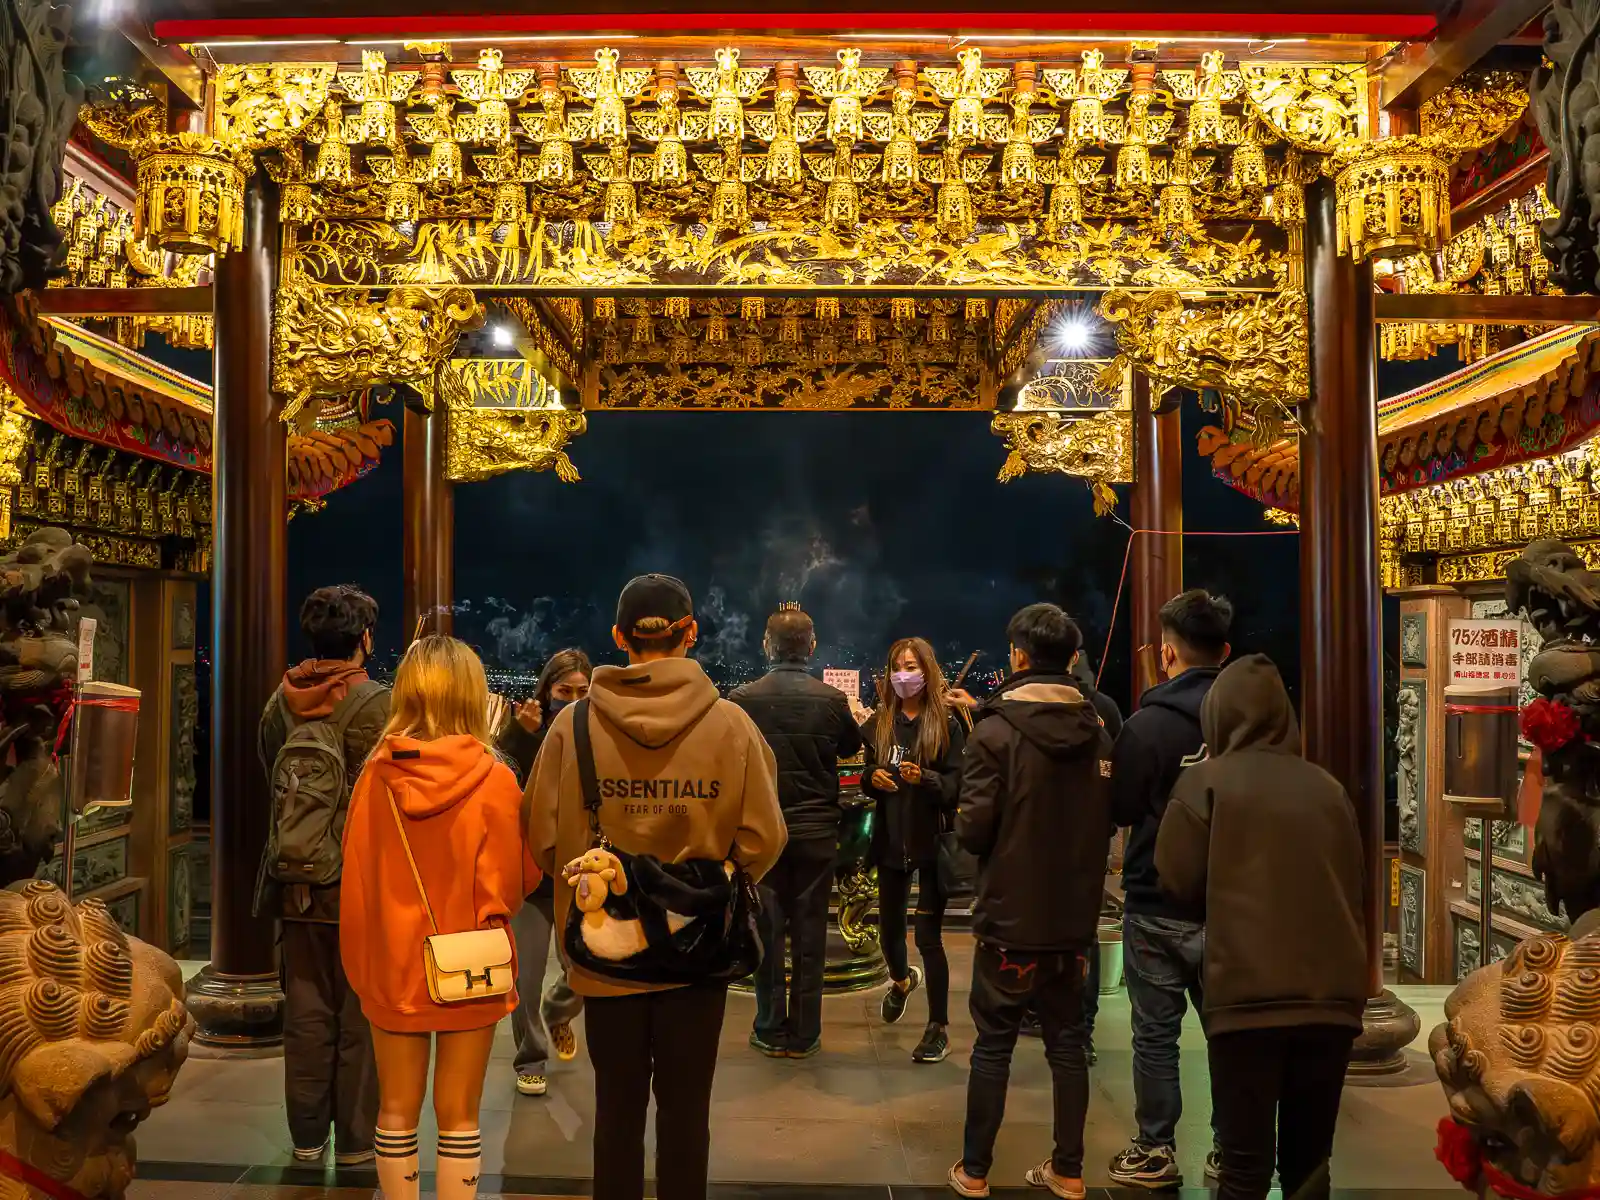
[585,984,729,1200]
[878,862,949,1025]
[282,919,376,1154]
[754,837,836,1049]
[1208,1024,1356,1200]
[962,943,1089,1179]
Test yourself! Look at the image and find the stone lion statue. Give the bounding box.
[0,880,191,1198]
[1432,931,1600,1195]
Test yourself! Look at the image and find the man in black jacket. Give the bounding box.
[1109,589,1232,1189]
[730,606,863,1057]
[1156,655,1366,1200]
[949,604,1113,1199]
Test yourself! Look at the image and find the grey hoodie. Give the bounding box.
[1154,655,1368,1035]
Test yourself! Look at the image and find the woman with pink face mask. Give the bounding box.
[860,636,967,1065]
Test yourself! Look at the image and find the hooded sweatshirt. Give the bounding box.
[524,656,787,998]
[957,674,1114,952]
[1112,666,1221,922]
[1155,655,1367,1035]
[340,733,538,1033]
[257,660,390,923]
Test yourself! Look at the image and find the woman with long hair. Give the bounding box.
[340,636,537,1200]
[861,636,967,1064]
[497,648,593,1097]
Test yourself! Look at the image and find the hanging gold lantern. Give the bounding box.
[705,311,729,342]
[1334,135,1451,262]
[280,183,315,225]
[384,180,420,222]
[1067,49,1110,146]
[815,297,840,321]
[134,132,252,256]
[605,180,637,231]
[1045,173,1084,240]
[778,309,803,344]
[741,297,765,322]
[492,182,527,224]
[824,176,858,232]
[1231,127,1267,190]
[854,306,875,342]
[428,140,464,186]
[711,177,748,227]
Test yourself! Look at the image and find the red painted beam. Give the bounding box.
[155,10,1438,40]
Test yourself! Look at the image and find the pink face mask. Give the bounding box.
[890,670,926,699]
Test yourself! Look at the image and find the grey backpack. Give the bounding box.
[264,680,385,888]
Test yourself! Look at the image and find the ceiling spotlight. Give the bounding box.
[1055,318,1095,356]
[492,325,514,349]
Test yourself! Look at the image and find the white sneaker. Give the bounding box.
[292,1141,328,1162]
[516,1073,548,1097]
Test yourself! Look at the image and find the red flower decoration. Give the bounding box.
[1436,1117,1482,1189]
[1522,698,1583,754]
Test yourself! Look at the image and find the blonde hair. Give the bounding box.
[380,635,491,744]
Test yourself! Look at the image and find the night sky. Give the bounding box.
[281,394,1314,716]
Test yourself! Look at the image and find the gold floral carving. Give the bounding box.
[1240,63,1368,153]
[271,278,485,425]
[215,63,337,151]
[1419,71,1530,151]
[1099,287,1308,441]
[600,362,982,410]
[287,214,1283,292]
[440,364,585,483]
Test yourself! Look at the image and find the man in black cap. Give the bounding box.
[526,573,786,1200]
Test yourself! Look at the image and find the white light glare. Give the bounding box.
[1055,317,1093,355]
[492,325,515,349]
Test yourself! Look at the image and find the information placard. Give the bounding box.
[1447,619,1523,691]
[823,668,860,701]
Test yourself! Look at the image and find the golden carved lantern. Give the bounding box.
[1334,135,1451,262]
[134,132,253,256]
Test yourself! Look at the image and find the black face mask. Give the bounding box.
[547,697,574,717]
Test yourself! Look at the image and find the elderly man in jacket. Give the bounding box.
[948,603,1114,1200]
[730,606,863,1057]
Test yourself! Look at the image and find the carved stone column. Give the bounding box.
[1129,370,1183,704]
[1301,176,1418,1075]
[403,405,454,640]
[184,172,285,1054]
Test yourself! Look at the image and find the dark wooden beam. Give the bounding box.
[1451,148,1547,230]
[1376,0,1550,110]
[33,287,212,317]
[117,16,206,108]
[1376,293,1600,325]
[63,144,136,211]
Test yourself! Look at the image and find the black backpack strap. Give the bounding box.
[572,698,605,845]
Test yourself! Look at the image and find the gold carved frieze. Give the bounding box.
[229,47,1365,242]
[1100,287,1308,441]
[600,361,981,410]
[439,361,585,484]
[271,276,485,425]
[286,214,1284,292]
[495,297,581,384]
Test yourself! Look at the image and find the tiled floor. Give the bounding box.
[133,939,1457,1198]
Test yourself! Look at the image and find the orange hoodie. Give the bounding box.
[340,733,540,1033]
[281,659,371,719]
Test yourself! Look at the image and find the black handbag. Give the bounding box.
[561,699,764,985]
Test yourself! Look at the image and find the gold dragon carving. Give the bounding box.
[992,408,1132,514]
[1099,287,1308,442]
[440,365,586,483]
[271,279,485,426]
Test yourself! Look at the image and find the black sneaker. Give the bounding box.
[881,965,923,1025]
[912,1021,950,1063]
[749,1031,788,1058]
[786,1039,821,1059]
[1109,1142,1182,1189]
[1204,1148,1222,1180]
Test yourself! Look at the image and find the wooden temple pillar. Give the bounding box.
[1300,177,1418,1074]
[1129,370,1183,703]
[184,173,286,1051]
[403,406,454,640]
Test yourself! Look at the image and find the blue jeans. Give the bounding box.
[1124,912,1206,1148]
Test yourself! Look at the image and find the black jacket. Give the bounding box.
[958,673,1114,952]
[862,709,967,868]
[730,662,863,842]
[1113,666,1220,921]
[1072,658,1125,739]
[1156,655,1367,1036]
[497,720,547,787]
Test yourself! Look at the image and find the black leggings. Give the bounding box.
[878,863,950,1025]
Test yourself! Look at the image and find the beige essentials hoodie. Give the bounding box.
[524,656,787,997]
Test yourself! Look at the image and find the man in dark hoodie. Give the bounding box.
[948,604,1113,1200]
[731,606,863,1057]
[1155,655,1366,1200]
[1109,588,1232,1188]
[257,585,390,1167]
